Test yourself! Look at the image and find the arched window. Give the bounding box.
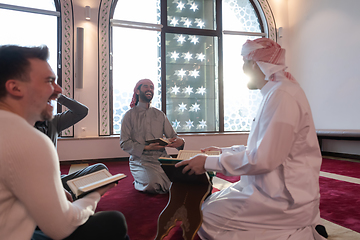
[99,0,276,135]
[0,0,77,137]
[0,0,59,79]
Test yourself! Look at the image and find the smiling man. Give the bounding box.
[0,45,129,240]
[120,78,185,194]
[176,38,327,240]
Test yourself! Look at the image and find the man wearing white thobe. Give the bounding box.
[176,38,326,240]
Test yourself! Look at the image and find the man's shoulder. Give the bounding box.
[272,81,303,98]
[0,111,53,152]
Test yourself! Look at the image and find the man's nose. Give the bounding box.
[53,83,63,94]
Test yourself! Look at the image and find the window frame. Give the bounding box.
[99,0,277,136]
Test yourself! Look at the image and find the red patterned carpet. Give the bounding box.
[60,158,360,239]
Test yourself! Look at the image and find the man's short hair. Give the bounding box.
[0,45,49,98]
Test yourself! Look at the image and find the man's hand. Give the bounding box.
[95,183,117,196]
[64,188,73,202]
[167,137,184,149]
[201,146,222,153]
[144,143,166,151]
[175,154,207,175]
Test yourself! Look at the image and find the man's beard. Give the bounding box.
[40,108,54,121]
[247,80,258,90]
[139,90,153,103]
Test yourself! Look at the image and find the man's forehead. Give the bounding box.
[141,82,154,87]
[28,58,56,77]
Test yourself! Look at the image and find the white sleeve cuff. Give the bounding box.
[205,155,222,172]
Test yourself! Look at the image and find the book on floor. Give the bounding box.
[158,150,220,164]
[145,138,171,146]
[67,169,127,198]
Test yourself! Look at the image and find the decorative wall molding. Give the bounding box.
[98,0,112,136]
[255,0,277,41]
[60,0,74,136]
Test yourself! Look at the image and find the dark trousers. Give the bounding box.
[32,211,129,240]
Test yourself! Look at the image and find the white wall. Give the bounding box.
[287,0,360,130]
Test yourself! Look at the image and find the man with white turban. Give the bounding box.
[120,79,184,194]
[176,38,326,239]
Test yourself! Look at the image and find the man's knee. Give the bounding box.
[89,163,108,172]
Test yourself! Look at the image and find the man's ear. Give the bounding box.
[136,89,140,96]
[5,79,24,97]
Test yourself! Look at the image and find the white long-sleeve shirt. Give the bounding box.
[201,75,324,239]
[0,110,100,240]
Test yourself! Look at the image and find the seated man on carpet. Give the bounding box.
[34,90,108,202]
[120,78,185,194]
[176,38,327,240]
[0,45,129,240]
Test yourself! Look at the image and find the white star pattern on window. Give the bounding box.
[171,85,180,94]
[189,69,199,78]
[189,35,199,44]
[177,68,187,78]
[170,17,179,27]
[171,51,180,60]
[177,1,185,10]
[196,86,206,95]
[184,19,192,28]
[190,3,198,12]
[185,119,194,129]
[198,119,207,129]
[178,102,187,112]
[196,53,206,61]
[183,52,193,61]
[190,103,200,112]
[172,119,181,130]
[177,35,186,44]
[183,85,193,95]
[195,18,205,28]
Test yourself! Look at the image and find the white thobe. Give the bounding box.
[199,75,325,240]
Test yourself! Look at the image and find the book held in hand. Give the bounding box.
[146,138,171,146]
[158,150,220,164]
[67,169,126,198]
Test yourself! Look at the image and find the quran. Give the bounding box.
[158,150,220,164]
[67,169,127,198]
[146,138,171,146]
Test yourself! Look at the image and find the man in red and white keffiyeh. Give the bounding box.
[241,37,297,89]
[176,38,328,240]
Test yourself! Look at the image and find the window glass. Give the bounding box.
[166,33,218,132]
[113,0,160,24]
[223,0,261,32]
[167,0,215,30]
[222,0,263,131]
[223,34,261,131]
[0,1,58,114]
[112,27,161,134]
[0,0,55,11]
[112,0,265,134]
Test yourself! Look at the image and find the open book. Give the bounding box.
[158,150,220,164]
[67,169,127,198]
[146,138,171,146]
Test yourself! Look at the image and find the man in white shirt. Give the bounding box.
[0,45,129,240]
[176,38,327,240]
